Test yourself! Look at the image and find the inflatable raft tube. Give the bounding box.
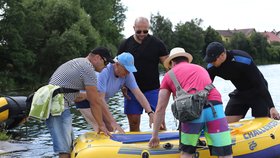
[0,96,29,129]
[71,117,280,158]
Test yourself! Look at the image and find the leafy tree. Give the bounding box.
[267,45,280,62]
[203,26,223,56]
[23,0,102,84]
[0,0,36,90]
[173,18,205,64]
[80,0,126,52]
[250,32,270,63]
[228,32,255,58]
[150,13,173,51]
[0,0,126,91]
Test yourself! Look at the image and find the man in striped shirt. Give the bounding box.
[47,47,121,158]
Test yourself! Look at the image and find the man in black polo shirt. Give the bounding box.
[204,42,280,123]
[118,17,168,131]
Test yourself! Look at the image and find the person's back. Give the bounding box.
[206,49,267,93]
[204,42,280,123]
[162,62,221,102]
[49,58,96,103]
[149,47,232,158]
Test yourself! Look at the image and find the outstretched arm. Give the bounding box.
[85,85,111,136]
[149,89,171,148]
[99,92,125,133]
[130,88,154,128]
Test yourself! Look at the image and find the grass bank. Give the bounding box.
[0,130,10,141]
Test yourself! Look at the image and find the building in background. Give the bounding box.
[216,28,280,44]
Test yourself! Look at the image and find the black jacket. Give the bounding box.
[206,50,274,108]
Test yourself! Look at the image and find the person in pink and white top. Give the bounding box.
[149,47,232,158]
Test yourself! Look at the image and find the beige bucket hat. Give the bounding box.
[163,47,193,69]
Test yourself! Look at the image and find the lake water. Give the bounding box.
[2,64,280,158]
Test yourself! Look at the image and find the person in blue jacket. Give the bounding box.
[204,42,280,123]
[75,52,155,131]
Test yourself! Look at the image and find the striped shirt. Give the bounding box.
[49,58,97,106]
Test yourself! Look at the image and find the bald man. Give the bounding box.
[118,17,168,131]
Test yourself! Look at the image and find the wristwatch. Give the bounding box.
[147,111,154,115]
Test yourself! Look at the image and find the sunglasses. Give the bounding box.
[136,30,148,34]
[100,56,109,65]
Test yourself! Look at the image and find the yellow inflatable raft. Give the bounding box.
[71,117,280,158]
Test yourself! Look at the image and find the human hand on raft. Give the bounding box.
[121,86,131,100]
[270,107,280,120]
[110,122,125,134]
[148,136,160,148]
[97,125,112,137]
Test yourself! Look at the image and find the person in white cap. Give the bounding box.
[75,52,155,132]
[149,47,232,158]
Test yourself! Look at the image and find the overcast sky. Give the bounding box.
[121,0,279,38]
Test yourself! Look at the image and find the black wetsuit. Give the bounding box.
[206,50,274,117]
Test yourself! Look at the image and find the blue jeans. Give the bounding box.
[45,108,74,154]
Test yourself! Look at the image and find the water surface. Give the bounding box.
[3,64,280,158]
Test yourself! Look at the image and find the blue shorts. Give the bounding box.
[45,108,74,154]
[124,89,159,114]
[75,100,90,109]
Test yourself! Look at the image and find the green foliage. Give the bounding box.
[0,0,126,90]
[0,71,16,91]
[80,0,126,49]
[271,42,280,46]
[0,130,10,141]
[228,33,256,62]
[1,3,279,91]
[203,26,223,57]
[150,13,174,51]
[267,45,280,62]
[249,32,270,63]
[172,19,205,64]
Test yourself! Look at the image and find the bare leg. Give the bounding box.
[79,108,99,130]
[127,114,141,131]
[59,153,70,158]
[79,108,113,131]
[226,115,243,123]
[180,151,193,158]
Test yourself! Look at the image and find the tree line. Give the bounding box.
[1,1,280,92]
[150,13,280,65]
